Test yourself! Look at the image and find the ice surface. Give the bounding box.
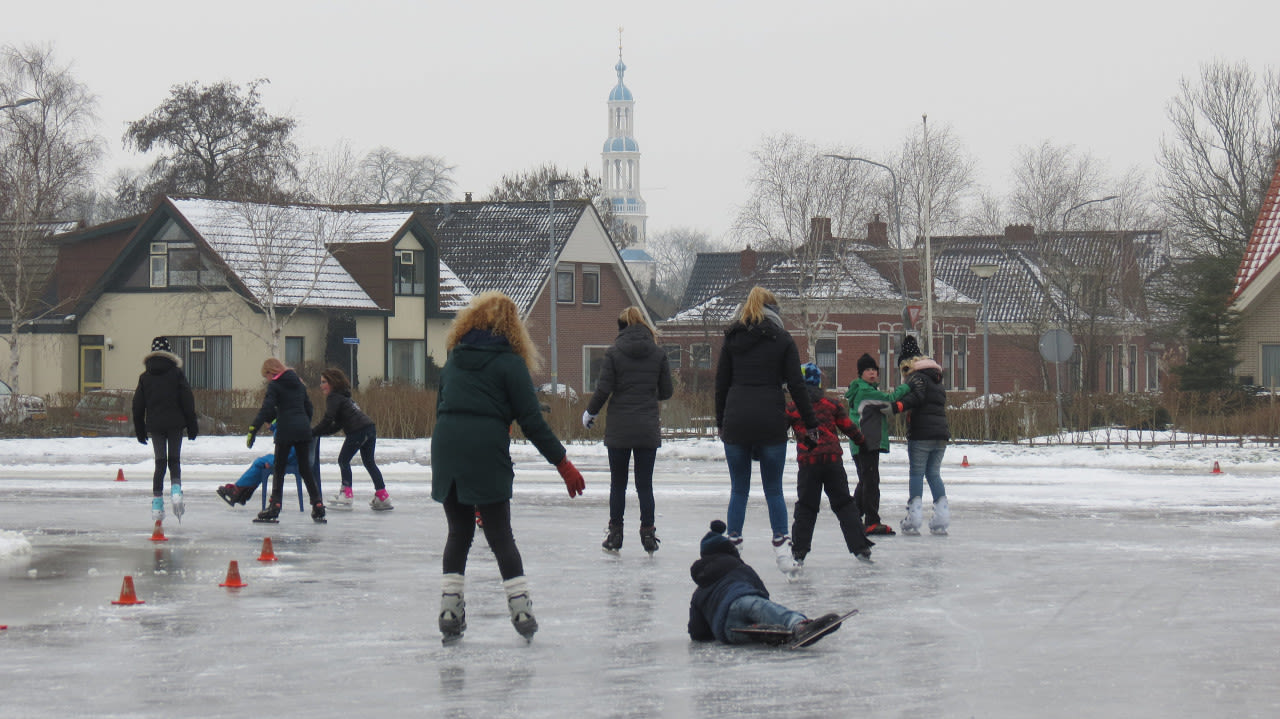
[2,437,1279,717]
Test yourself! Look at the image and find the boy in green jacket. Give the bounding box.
[845,353,910,535]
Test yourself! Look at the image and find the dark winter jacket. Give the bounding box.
[585,323,674,449]
[714,312,817,444]
[251,369,314,444]
[688,551,771,643]
[785,385,865,465]
[431,330,566,506]
[132,351,198,441]
[893,359,950,441]
[311,389,375,437]
[844,377,911,455]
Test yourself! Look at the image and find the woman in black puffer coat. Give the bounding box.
[133,336,198,522]
[249,357,323,523]
[885,341,951,535]
[714,286,817,575]
[583,306,674,554]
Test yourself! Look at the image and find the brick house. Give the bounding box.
[1,196,648,396]
[1232,159,1280,387]
[659,217,1175,398]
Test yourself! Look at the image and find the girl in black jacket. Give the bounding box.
[313,368,391,511]
[886,343,951,535]
[249,357,324,523]
[714,286,818,577]
[133,336,199,523]
[583,306,674,553]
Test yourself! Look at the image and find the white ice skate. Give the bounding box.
[772,535,802,581]
[929,496,950,535]
[171,485,184,522]
[503,576,538,641]
[439,573,466,644]
[901,497,923,536]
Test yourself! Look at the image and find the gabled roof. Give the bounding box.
[169,198,414,311]
[0,219,101,323]
[1234,159,1280,306]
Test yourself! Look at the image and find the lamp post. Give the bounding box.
[547,178,569,395]
[824,154,912,350]
[1062,195,1119,231]
[969,262,999,441]
[0,97,39,112]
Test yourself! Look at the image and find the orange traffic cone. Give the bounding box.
[111,575,145,605]
[1212,461,1222,474]
[962,455,970,468]
[219,560,248,588]
[115,468,126,482]
[257,537,278,562]
[149,520,168,542]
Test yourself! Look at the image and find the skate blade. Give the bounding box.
[252,518,279,524]
[441,633,463,646]
[930,528,948,536]
[313,518,328,524]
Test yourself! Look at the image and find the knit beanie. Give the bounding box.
[899,335,922,363]
[700,520,737,557]
[856,353,879,375]
[151,336,172,353]
[802,362,822,386]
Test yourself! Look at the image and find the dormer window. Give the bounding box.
[395,250,425,296]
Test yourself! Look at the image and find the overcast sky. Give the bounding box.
[4,0,1278,243]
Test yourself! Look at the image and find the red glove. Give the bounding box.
[556,456,585,498]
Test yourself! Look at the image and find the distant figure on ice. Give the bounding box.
[133,336,198,523]
[714,286,818,577]
[215,449,304,507]
[784,363,875,569]
[845,352,911,536]
[247,358,324,524]
[883,336,951,535]
[688,520,845,647]
[431,291,585,643]
[582,306,673,554]
[312,368,392,511]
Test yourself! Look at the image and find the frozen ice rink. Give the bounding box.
[2,437,1279,718]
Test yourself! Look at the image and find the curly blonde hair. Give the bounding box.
[445,291,541,370]
[618,305,657,337]
[737,286,778,325]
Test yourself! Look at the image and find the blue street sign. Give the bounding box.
[343,337,360,345]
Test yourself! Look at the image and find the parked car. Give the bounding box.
[0,378,47,424]
[73,389,228,437]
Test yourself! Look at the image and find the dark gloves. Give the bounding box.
[798,427,819,450]
[246,425,258,449]
[136,434,147,445]
[878,403,896,417]
[556,456,585,498]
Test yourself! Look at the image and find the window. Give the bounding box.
[939,335,966,390]
[150,256,167,288]
[1262,345,1280,389]
[285,337,305,368]
[168,248,202,287]
[582,265,600,305]
[663,345,682,371]
[584,345,610,390]
[395,250,425,296]
[815,338,837,389]
[1127,345,1137,393]
[170,336,232,389]
[691,343,712,370]
[878,333,896,389]
[1145,350,1161,391]
[556,265,575,303]
[387,340,425,385]
[1103,345,1114,393]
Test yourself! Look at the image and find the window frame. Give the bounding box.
[582,265,601,305]
[556,264,575,304]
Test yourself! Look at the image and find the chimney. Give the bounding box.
[867,213,888,246]
[809,217,832,245]
[464,192,473,203]
[1004,224,1035,244]
[740,245,758,277]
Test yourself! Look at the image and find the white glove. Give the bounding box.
[582,410,597,429]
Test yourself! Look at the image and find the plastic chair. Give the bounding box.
[260,441,323,512]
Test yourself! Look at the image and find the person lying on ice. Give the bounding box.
[216,449,302,506]
[688,519,844,646]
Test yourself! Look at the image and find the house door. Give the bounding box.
[80,341,105,393]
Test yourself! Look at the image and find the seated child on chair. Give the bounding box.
[688,520,844,646]
[216,449,301,506]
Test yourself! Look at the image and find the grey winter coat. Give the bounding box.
[585,323,674,449]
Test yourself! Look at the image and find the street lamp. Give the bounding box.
[0,97,39,112]
[969,262,999,441]
[1062,195,1119,231]
[547,178,569,395]
[824,154,912,354]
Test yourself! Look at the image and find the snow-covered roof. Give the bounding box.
[169,198,412,311]
[1234,160,1280,304]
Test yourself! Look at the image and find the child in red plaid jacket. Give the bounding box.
[785,363,875,564]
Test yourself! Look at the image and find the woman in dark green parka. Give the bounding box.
[431,291,585,644]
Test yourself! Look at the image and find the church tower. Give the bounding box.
[602,32,649,255]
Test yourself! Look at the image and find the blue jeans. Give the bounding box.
[723,441,789,538]
[906,439,948,502]
[724,594,804,644]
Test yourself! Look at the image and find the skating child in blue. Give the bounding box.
[688,520,845,647]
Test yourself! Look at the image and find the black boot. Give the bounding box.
[311,502,327,523]
[256,501,281,522]
[231,484,257,505]
[602,521,623,552]
[216,484,237,507]
[639,525,660,554]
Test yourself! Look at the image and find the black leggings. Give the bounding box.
[441,483,524,580]
[149,429,184,495]
[608,446,657,526]
[272,440,320,506]
[790,461,871,555]
[853,451,884,526]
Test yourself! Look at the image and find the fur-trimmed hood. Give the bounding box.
[143,350,183,372]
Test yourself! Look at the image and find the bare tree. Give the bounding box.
[360,146,456,203]
[487,163,618,239]
[297,140,366,205]
[893,120,977,243]
[646,226,719,313]
[1008,141,1108,232]
[0,43,102,396]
